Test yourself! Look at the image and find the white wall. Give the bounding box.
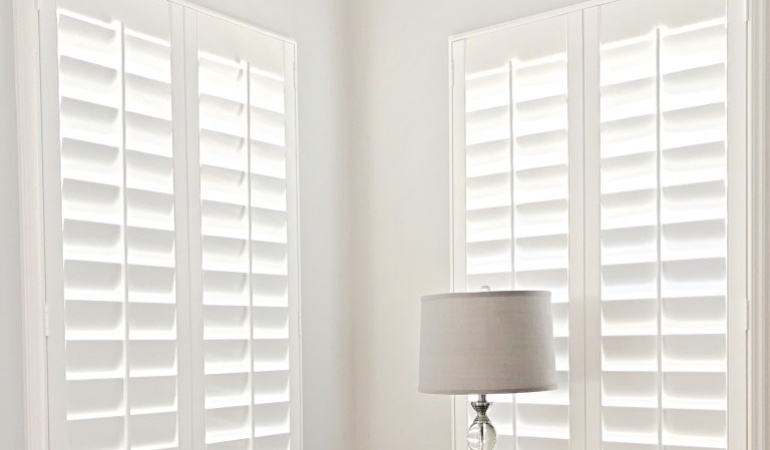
[348,1,583,449]
[0,0,25,448]
[0,1,354,449]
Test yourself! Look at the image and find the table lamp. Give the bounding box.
[418,290,557,450]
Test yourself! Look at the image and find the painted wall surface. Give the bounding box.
[0,1,353,449]
[349,1,583,449]
[0,0,25,448]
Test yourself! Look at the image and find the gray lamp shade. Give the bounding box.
[418,291,557,395]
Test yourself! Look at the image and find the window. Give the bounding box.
[40,0,300,449]
[450,0,747,449]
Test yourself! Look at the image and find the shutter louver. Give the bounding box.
[510,53,571,450]
[56,1,179,449]
[198,51,255,447]
[599,26,662,450]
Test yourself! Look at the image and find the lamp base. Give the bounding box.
[467,395,497,450]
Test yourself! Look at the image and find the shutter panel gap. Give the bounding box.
[508,58,517,449]
[120,21,130,450]
[655,26,663,450]
[246,60,256,448]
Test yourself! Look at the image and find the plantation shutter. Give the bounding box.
[591,0,743,448]
[453,14,577,450]
[44,1,185,448]
[186,10,300,450]
[41,1,300,449]
[451,0,747,449]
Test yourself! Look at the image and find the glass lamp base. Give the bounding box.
[467,395,497,450]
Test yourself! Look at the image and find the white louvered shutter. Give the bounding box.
[596,0,733,448]
[41,1,299,449]
[187,10,299,450]
[45,1,183,448]
[455,15,575,450]
[451,0,746,449]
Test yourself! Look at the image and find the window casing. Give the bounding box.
[450,0,748,449]
[40,0,301,449]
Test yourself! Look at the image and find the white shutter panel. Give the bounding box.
[45,0,183,448]
[597,0,730,448]
[188,11,298,450]
[458,15,574,450]
[510,50,571,449]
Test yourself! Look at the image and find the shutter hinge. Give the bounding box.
[745,0,750,22]
[745,299,751,332]
[44,304,50,337]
